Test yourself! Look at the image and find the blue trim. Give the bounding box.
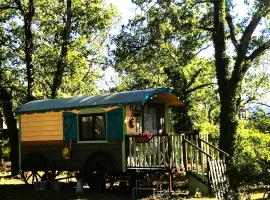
[142,88,172,105]
[16,88,174,115]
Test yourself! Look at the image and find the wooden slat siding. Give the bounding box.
[22,125,62,132]
[22,120,62,127]
[21,113,62,122]
[21,111,63,141]
[22,135,63,141]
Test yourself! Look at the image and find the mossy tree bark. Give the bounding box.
[213,0,270,159]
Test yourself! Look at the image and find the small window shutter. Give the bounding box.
[107,108,123,141]
[63,112,78,141]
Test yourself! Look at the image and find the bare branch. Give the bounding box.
[248,101,270,108]
[195,43,212,56]
[226,13,239,50]
[247,40,270,61]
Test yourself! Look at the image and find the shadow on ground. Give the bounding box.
[0,183,132,200]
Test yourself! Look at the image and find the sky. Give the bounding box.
[109,0,136,26]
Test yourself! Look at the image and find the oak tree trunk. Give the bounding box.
[0,89,19,176]
[51,0,72,99]
[15,0,36,101]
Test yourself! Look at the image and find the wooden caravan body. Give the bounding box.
[16,88,184,175]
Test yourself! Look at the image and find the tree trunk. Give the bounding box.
[23,0,36,101]
[51,0,72,99]
[218,90,239,157]
[0,89,19,176]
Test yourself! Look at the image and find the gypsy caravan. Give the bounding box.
[16,88,228,196]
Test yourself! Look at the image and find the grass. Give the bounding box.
[0,162,268,200]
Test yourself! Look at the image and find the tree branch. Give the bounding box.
[0,5,17,10]
[248,101,270,108]
[247,40,270,62]
[14,0,24,14]
[186,83,216,94]
[230,1,269,87]
[195,43,212,56]
[239,1,269,54]
[226,13,238,50]
[186,68,204,89]
[7,86,26,94]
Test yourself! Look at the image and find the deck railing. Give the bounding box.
[126,134,184,169]
[183,134,229,182]
[125,133,228,174]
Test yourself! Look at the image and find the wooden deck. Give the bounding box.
[125,133,229,177]
[125,133,229,196]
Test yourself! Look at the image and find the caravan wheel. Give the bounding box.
[84,152,114,190]
[21,153,52,185]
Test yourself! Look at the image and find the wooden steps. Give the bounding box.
[125,133,229,198]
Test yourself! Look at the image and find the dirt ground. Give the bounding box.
[0,176,133,200]
[0,162,133,200]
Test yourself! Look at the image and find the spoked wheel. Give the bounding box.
[22,171,45,185]
[84,152,114,191]
[21,153,49,185]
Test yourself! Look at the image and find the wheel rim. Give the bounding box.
[21,154,48,185]
[22,170,45,185]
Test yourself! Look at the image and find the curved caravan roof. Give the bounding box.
[16,88,183,114]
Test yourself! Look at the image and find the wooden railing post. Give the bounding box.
[182,134,188,172]
[168,135,173,194]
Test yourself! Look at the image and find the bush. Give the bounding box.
[230,122,270,188]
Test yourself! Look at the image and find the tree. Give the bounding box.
[14,0,36,101]
[50,0,72,99]
[0,0,118,174]
[112,1,216,132]
[212,0,270,158]
[0,1,26,174]
[35,0,118,98]
[113,0,270,155]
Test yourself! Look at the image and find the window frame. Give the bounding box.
[78,113,106,141]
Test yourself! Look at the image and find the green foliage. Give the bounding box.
[247,109,270,134]
[112,0,217,132]
[34,0,119,98]
[2,142,11,159]
[230,121,270,187]
[0,0,119,101]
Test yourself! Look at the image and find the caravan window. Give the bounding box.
[79,114,106,140]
